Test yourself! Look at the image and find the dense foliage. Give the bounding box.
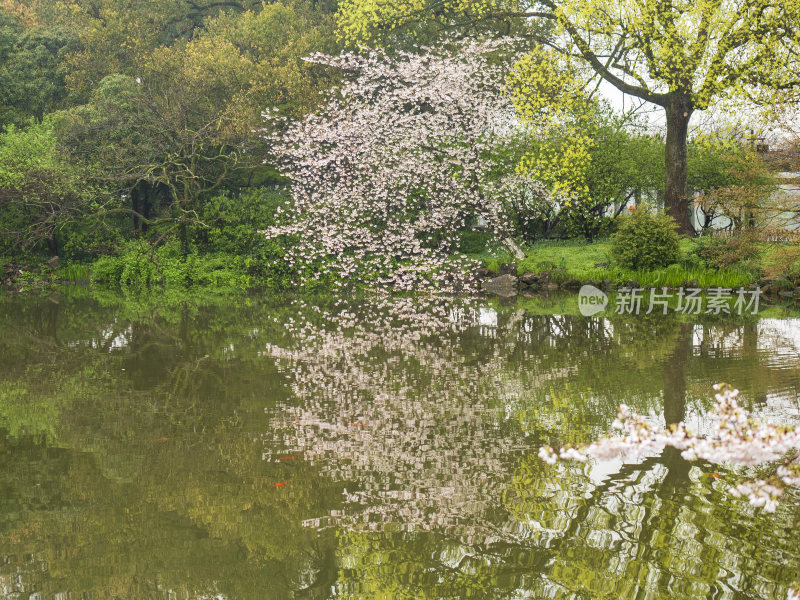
[0,0,338,288]
[611,208,680,271]
[0,0,797,291]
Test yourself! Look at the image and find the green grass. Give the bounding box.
[55,263,92,282]
[468,237,759,289]
[515,239,612,274]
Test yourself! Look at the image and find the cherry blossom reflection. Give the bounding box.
[264,294,528,538]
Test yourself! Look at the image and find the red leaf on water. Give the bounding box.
[273,481,287,488]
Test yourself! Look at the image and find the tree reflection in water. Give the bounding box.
[266,296,800,599]
[0,291,798,599]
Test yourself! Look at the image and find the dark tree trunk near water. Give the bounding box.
[131,180,159,234]
[664,94,695,236]
[46,236,58,257]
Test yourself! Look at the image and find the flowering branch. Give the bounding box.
[539,384,800,514]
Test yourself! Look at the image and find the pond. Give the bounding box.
[0,289,799,599]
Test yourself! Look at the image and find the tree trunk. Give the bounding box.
[664,95,694,236]
[46,236,58,257]
[131,182,142,234]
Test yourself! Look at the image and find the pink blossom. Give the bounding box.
[542,384,800,514]
[260,40,541,291]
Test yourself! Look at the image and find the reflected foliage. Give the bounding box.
[0,290,798,598]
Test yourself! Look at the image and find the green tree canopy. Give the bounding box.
[50,1,337,251]
[0,15,77,127]
[336,0,800,235]
[0,120,100,254]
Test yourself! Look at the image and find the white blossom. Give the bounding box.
[542,384,800,513]
[261,40,537,291]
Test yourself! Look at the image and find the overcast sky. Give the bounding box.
[597,80,799,144]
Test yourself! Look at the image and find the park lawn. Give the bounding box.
[469,237,762,289]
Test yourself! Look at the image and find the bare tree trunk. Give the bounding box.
[664,94,694,236]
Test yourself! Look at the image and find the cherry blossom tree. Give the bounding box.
[261,40,542,291]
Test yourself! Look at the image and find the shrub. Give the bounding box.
[195,188,286,256]
[91,242,159,287]
[691,234,761,271]
[60,218,126,262]
[763,243,800,282]
[89,236,306,291]
[91,241,255,290]
[611,208,680,270]
[687,234,763,281]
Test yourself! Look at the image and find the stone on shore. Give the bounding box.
[482,274,518,297]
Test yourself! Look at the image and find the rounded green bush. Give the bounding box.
[611,209,680,270]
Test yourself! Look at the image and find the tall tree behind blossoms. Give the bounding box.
[336,0,800,235]
[262,40,544,291]
[0,0,335,102]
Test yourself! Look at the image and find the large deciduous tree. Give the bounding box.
[336,0,800,235]
[53,2,336,249]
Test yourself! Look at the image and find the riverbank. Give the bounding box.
[1,248,281,295]
[6,265,800,321]
[469,238,800,298]
[5,235,800,299]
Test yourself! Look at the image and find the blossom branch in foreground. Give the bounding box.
[539,384,800,514]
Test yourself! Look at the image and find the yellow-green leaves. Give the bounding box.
[336,0,504,45]
[508,49,595,215]
[337,0,425,45]
[337,0,800,111]
[552,0,800,108]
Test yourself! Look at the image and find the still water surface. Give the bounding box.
[0,290,799,599]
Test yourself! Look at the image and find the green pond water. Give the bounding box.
[0,289,799,599]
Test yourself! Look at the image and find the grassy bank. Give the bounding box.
[3,247,278,295]
[469,237,800,291]
[7,234,800,296]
